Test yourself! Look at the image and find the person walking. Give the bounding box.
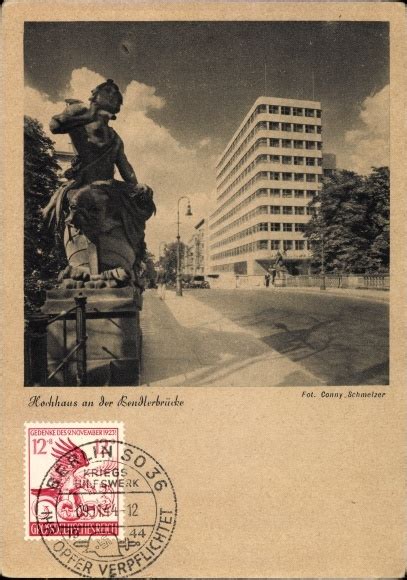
[264,273,271,288]
[156,266,168,300]
[270,267,277,286]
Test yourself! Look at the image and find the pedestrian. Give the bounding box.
[156,266,168,300]
[270,268,277,286]
[264,273,270,288]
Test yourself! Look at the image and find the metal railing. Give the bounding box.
[25,295,87,386]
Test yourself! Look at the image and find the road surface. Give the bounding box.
[186,288,389,385]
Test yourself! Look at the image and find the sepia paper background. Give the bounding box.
[2,1,406,577]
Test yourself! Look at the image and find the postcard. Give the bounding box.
[2,1,406,577]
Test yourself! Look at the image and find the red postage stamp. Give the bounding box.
[25,423,124,540]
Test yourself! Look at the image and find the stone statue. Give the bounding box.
[43,79,156,289]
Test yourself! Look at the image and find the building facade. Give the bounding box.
[208,97,323,276]
[185,218,207,276]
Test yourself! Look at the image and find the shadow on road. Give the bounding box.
[190,290,389,386]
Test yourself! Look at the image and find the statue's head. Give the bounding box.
[89,79,123,116]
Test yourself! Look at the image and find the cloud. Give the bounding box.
[340,85,389,174]
[24,67,217,254]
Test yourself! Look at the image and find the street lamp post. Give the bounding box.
[176,196,192,296]
[320,231,326,290]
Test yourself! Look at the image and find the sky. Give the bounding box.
[24,21,389,256]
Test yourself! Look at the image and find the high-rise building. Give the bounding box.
[208,97,323,276]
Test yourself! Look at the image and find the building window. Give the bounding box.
[294,156,304,165]
[282,172,292,181]
[283,206,293,215]
[257,104,268,114]
[294,190,305,198]
[306,174,316,182]
[293,107,303,116]
[295,240,305,250]
[306,141,316,150]
[282,189,293,197]
[282,139,292,148]
[283,223,293,232]
[257,240,269,250]
[270,155,280,163]
[305,125,316,133]
[282,156,292,165]
[305,108,315,117]
[269,105,279,114]
[306,157,315,166]
[294,124,304,132]
[258,222,268,231]
[294,140,304,149]
[294,173,304,181]
[271,240,280,250]
[281,106,291,115]
[306,207,316,215]
[270,172,280,180]
[270,138,280,147]
[282,123,292,132]
[270,122,280,130]
[295,223,305,232]
[295,207,305,215]
[259,205,268,214]
[317,142,323,150]
[270,188,281,196]
[283,240,293,251]
[257,138,268,148]
[270,206,281,214]
[257,189,268,197]
[306,190,316,198]
[316,110,322,118]
[317,126,322,134]
[270,223,281,231]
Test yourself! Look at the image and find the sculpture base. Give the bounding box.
[43,287,142,386]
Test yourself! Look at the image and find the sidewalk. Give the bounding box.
[140,290,326,387]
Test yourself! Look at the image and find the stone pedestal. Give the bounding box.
[43,287,142,386]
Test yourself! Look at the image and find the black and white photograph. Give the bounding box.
[24,19,390,387]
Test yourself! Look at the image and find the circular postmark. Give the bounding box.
[35,440,177,578]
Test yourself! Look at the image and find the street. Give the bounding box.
[140,288,389,386]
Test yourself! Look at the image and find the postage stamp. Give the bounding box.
[25,424,177,577]
[25,423,124,540]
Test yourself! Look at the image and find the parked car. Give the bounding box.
[189,275,210,289]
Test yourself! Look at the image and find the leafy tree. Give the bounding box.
[158,241,187,284]
[24,116,66,312]
[305,167,389,274]
[142,251,158,288]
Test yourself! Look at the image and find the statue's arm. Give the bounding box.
[50,103,98,134]
[115,140,138,185]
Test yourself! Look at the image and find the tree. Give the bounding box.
[158,241,188,284]
[24,116,66,312]
[142,251,158,288]
[305,167,389,274]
